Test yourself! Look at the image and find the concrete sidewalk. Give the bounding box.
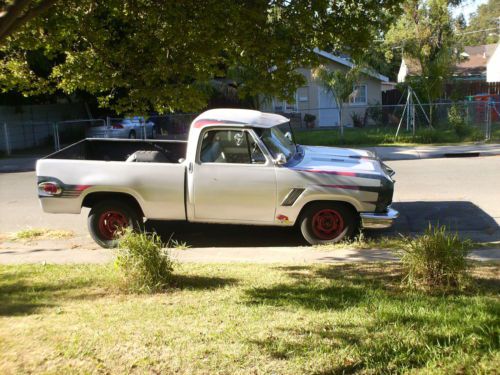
[369,143,500,161]
[1,144,499,172]
[1,239,498,264]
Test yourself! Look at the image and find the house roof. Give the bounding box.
[313,48,389,82]
[401,44,498,78]
[192,108,290,128]
[455,44,498,76]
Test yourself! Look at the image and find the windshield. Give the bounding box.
[257,125,296,161]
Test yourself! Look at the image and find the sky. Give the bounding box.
[452,0,489,22]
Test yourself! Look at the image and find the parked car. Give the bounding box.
[86,116,156,139]
[37,108,398,248]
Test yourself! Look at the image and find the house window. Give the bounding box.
[273,92,298,113]
[349,85,367,105]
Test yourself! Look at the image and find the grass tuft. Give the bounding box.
[9,228,74,241]
[401,224,473,292]
[115,229,174,293]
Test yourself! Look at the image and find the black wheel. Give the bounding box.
[129,130,136,139]
[299,202,358,245]
[88,200,142,248]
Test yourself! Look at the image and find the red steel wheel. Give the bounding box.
[88,200,142,248]
[97,210,129,240]
[311,209,344,240]
[300,202,358,245]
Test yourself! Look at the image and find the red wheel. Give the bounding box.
[97,210,129,240]
[311,209,345,240]
[300,202,358,245]
[88,200,142,248]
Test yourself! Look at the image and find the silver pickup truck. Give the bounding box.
[37,108,398,248]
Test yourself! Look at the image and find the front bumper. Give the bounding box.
[360,207,399,229]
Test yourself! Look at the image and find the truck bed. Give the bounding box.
[45,138,188,163]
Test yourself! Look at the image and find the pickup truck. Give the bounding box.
[37,108,398,248]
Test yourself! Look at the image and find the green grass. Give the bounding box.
[295,125,498,147]
[0,263,498,374]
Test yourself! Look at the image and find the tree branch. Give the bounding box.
[0,0,57,43]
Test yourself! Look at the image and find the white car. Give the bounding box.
[86,116,156,139]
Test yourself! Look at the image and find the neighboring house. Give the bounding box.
[260,49,389,128]
[397,44,500,83]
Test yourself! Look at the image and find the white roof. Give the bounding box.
[314,48,389,82]
[192,108,290,128]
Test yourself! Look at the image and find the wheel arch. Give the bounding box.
[82,192,144,217]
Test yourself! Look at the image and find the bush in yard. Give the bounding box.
[448,104,471,139]
[401,224,472,292]
[115,229,174,293]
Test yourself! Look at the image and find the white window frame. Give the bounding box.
[273,92,299,113]
[349,84,367,106]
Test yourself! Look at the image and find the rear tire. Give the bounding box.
[300,202,358,245]
[88,200,142,248]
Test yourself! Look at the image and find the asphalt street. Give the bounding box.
[1,156,499,248]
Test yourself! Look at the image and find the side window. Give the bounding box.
[200,129,266,164]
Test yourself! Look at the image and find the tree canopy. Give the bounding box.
[461,0,500,46]
[384,0,459,123]
[0,0,401,114]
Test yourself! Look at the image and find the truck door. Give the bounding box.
[189,128,277,223]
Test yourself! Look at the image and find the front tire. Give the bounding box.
[88,200,142,248]
[300,202,358,245]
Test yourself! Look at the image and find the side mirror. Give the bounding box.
[284,131,292,141]
[274,153,287,166]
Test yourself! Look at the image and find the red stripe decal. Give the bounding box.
[193,120,225,128]
[295,169,356,177]
[75,185,91,191]
[319,184,360,190]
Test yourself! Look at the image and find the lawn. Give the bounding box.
[0,263,499,374]
[294,123,500,147]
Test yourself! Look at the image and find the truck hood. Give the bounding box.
[292,145,382,174]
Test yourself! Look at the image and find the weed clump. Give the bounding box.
[402,225,472,292]
[116,229,174,293]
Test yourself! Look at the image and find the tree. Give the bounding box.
[313,65,362,137]
[385,0,460,125]
[0,0,402,114]
[0,0,57,43]
[461,0,500,45]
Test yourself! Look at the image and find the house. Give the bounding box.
[260,49,389,128]
[397,44,500,83]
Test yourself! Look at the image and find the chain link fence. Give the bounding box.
[274,100,499,142]
[1,101,498,156]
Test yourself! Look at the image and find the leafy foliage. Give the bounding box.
[0,1,402,114]
[115,229,173,293]
[385,0,460,124]
[313,64,362,134]
[401,224,472,292]
[460,0,500,46]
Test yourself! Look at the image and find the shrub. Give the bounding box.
[401,225,472,292]
[115,229,174,293]
[448,105,472,139]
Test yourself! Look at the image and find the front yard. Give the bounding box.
[294,123,500,147]
[1,262,498,374]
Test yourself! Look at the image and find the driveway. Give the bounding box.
[1,156,499,263]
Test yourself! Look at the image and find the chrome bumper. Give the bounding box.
[360,207,399,229]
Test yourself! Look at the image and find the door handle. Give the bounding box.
[188,162,193,173]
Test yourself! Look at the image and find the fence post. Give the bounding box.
[52,122,60,151]
[486,101,492,141]
[3,122,11,156]
[106,116,110,138]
